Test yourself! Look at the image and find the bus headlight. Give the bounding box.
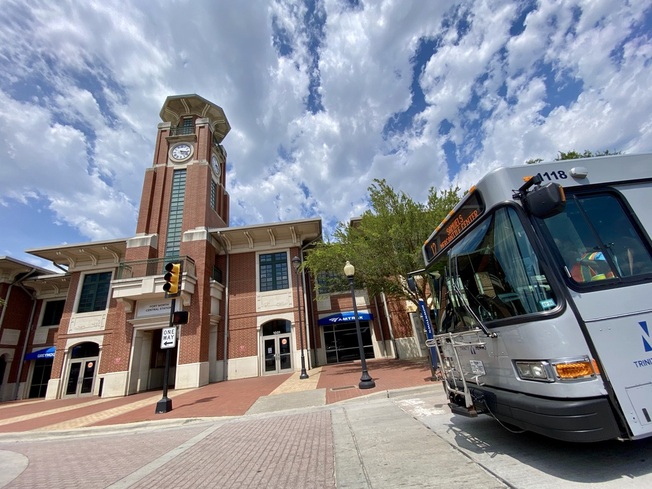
[515,357,598,382]
[514,361,554,382]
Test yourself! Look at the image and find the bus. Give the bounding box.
[422,153,652,442]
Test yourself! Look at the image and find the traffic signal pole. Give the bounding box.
[155,297,175,414]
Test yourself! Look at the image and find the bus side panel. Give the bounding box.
[573,285,652,439]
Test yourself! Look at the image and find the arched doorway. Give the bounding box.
[260,319,293,375]
[64,342,99,397]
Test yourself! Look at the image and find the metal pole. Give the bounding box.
[155,298,175,413]
[295,263,309,379]
[348,276,375,389]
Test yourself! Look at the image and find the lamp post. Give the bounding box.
[343,261,375,389]
[292,256,309,379]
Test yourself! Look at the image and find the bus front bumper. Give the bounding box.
[469,385,623,443]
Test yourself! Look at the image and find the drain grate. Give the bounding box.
[330,385,356,391]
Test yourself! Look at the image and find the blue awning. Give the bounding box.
[318,311,373,326]
[25,347,56,360]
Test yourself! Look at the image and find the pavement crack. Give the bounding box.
[343,407,374,488]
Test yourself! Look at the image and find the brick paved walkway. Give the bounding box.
[0,358,435,434]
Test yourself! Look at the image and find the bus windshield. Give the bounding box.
[541,190,652,284]
[434,206,558,333]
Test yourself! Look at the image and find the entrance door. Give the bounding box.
[65,358,97,396]
[64,342,100,397]
[263,334,293,374]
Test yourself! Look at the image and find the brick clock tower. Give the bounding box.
[108,94,232,396]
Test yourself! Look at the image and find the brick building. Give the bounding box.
[0,94,427,401]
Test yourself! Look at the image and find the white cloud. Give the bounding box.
[1,0,651,262]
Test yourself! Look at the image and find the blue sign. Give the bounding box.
[25,347,56,360]
[417,300,438,370]
[318,311,373,325]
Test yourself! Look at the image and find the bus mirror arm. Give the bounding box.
[450,279,498,339]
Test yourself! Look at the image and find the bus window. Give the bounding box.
[442,206,558,325]
[543,191,652,283]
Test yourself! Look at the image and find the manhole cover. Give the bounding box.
[330,386,356,391]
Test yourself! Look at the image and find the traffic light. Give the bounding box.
[163,262,182,297]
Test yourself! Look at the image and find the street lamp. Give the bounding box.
[343,261,375,389]
[292,256,309,379]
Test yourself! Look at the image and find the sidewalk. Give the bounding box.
[0,358,438,434]
[0,358,513,489]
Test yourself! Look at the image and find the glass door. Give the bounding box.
[262,334,293,374]
[65,358,98,396]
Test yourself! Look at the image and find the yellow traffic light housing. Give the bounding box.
[163,262,182,297]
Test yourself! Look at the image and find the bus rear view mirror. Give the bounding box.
[525,182,566,218]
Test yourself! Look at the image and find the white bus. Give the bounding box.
[422,153,652,442]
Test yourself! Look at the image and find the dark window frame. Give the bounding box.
[77,272,112,313]
[259,252,289,292]
[41,299,65,326]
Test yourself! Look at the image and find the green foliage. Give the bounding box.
[555,149,620,160]
[527,149,620,164]
[304,179,461,307]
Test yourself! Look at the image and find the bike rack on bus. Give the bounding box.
[428,331,487,417]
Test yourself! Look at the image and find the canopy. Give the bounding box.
[25,347,55,360]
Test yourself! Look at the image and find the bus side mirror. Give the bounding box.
[525,182,566,218]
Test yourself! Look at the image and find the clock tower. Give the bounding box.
[133,94,231,248]
[118,94,232,391]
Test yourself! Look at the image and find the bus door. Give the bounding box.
[543,189,652,439]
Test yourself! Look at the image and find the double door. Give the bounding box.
[65,357,97,396]
[263,334,293,374]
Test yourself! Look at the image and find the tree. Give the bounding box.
[304,179,460,308]
[555,149,620,160]
[526,149,620,164]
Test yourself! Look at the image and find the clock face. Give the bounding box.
[171,143,192,161]
[211,155,221,176]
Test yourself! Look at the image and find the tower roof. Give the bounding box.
[160,94,231,143]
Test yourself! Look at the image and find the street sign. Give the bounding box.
[161,327,176,349]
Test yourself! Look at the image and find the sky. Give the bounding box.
[1,0,652,270]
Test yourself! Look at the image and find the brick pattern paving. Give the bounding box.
[319,358,436,403]
[4,424,210,488]
[130,412,335,489]
[0,359,435,433]
[90,373,292,427]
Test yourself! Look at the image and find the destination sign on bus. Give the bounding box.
[424,191,484,263]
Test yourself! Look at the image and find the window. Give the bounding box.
[543,191,652,284]
[210,180,217,210]
[316,271,348,295]
[437,206,558,332]
[41,300,65,326]
[77,272,112,313]
[259,252,289,292]
[164,169,186,258]
[29,358,52,398]
[261,320,291,335]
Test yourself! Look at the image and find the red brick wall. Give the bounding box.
[227,253,258,359]
[177,240,213,365]
[100,298,133,374]
[0,282,36,383]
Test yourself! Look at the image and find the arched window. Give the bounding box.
[70,342,99,359]
[261,320,291,336]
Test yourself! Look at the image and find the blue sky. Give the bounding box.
[1,0,652,269]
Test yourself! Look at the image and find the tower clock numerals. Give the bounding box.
[171,143,192,161]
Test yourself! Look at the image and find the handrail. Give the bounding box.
[116,256,196,280]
